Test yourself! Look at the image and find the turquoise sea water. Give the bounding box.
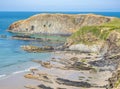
[0,12,120,79]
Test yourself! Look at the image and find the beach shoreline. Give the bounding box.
[0,51,114,89]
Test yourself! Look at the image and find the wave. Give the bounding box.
[0,65,40,80]
[0,74,6,78]
[12,65,40,75]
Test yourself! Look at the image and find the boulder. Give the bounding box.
[21,45,43,52]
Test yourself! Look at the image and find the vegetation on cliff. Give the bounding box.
[68,18,120,45]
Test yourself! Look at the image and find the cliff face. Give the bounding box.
[8,14,112,35]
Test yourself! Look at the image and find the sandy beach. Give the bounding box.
[0,51,114,89]
[0,72,41,89]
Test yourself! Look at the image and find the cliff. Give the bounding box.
[8,14,112,35]
[65,18,120,53]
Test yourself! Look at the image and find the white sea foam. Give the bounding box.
[12,66,40,75]
[0,66,40,80]
[0,74,6,78]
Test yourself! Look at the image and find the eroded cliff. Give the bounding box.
[8,14,112,35]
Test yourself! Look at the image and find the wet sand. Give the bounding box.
[0,72,40,89]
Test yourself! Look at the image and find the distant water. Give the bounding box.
[0,12,119,79]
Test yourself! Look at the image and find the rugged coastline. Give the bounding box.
[8,14,112,35]
[4,13,120,89]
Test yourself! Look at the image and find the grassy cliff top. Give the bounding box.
[69,18,120,45]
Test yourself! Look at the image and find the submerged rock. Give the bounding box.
[12,35,42,41]
[0,34,7,38]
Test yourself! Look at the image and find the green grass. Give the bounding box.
[115,79,120,88]
[102,18,120,28]
[69,18,120,45]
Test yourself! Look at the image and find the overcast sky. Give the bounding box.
[0,0,119,11]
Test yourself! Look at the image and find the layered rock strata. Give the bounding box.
[8,14,112,35]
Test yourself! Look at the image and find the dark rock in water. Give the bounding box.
[56,78,91,88]
[0,34,7,38]
[38,84,53,89]
[12,35,41,41]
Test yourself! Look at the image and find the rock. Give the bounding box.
[32,60,53,69]
[24,73,39,79]
[108,63,120,89]
[108,72,120,89]
[12,35,37,41]
[21,45,55,52]
[32,60,42,64]
[25,84,53,89]
[69,57,79,62]
[101,31,120,59]
[30,68,39,74]
[89,60,108,67]
[43,46,54,50]
[21,45,43,52]
[25,72,53,83]
[57,88,66,89]
[0,34,7,38]
[70,62,93,70]
[56,78,91,88]
[41,62,53,68]
[37,84,53,89]
[8,14,111,35]
[25,85,39,89]
[68,44,101,53]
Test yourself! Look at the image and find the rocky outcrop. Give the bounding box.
[68,44,101,53]
[108,63,120,89]
[8,14,112,35]
[103,31,120,59]
[12,35,39,41]
[21,45,54,52]
[100,31,120,89]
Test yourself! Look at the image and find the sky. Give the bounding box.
[0,0,119,12]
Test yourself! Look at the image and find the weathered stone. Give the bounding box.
[41,62,53,68]
[37,84,53,89]
[8,14,111,35]
[21,45,43,52]
[21,45,54,52]
[56,78,91,88]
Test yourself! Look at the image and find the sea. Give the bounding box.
[0,12,120,79]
